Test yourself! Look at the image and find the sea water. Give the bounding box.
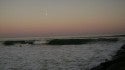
[0,37,124,70]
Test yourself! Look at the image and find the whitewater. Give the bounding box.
[0,37,124,70]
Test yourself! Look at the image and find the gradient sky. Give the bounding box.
[0,0,125,37]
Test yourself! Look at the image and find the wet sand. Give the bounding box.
[91,44,125,70]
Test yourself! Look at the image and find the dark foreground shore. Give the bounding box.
[91,44,125,70]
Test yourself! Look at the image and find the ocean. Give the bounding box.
[0,36,124,70]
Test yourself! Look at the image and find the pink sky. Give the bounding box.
[0,0,125,37]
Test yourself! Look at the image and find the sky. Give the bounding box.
[0,0,125,37]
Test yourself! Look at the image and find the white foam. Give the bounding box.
[0,40,124,70]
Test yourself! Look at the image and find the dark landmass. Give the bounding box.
[46,38,118,45]
[3,40,36,46]
[91,44,125,70]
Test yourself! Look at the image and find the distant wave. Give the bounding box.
[0,37,119,46]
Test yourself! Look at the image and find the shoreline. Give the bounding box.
[91,44,125,70]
